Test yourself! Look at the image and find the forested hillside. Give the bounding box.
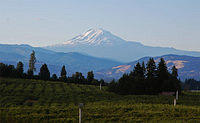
[97,54,200,81]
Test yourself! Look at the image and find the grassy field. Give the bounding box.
[0,77,200,122]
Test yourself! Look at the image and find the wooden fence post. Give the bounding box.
[79,103,84,123]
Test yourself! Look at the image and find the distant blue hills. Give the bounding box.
[0,44,122,77]
[1,29,200,81]
[0,44,200,81]
[96,54,200,81]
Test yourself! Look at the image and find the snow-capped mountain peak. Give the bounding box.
[63,28,125,46]
[46,28,200,63]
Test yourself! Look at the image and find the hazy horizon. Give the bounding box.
[0,0,200,52]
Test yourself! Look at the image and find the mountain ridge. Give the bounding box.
[1,44,200,81]
[96,54,200,81]
[0,44,122,76]
[46,28,200,62]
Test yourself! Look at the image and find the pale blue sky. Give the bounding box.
[0,0,200,51]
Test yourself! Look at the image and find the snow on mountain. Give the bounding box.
[46,28,200,62]
[63,28,126,46]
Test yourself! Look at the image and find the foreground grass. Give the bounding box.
[1,103,200,122]
[0,77,200,122]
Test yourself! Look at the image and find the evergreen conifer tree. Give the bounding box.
[60,66,67,77]
[157,58,169,80]
[132,62,146,94]
[171,65,181,92]
[72,72,85,84]
[16,61,24,78]
[117,73,132,94]
[142,61,146,78]
[157,58,169,92]
[172,65,178,78]
[133,62,145,79]
[28,51,36,78]
[87,71,94,83]
[51,74,58,81]
[39,64,50,81]
[146,58,157,94]
[60,65,67,81]
[146,58,157,80]
[108,79,117,92]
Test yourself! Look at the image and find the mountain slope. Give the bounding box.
[96,54,200,81]
[63,28,125,46]
[46,28,200,62]
[0,44,121,76]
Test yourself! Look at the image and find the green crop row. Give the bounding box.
[0,77,200,122]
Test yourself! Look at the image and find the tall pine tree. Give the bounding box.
[157,58,169,92]
[146,58,157,80]
[132,62,146,94]
[117,73,132,94]
[146,58,157,94]
[132,62,145,79]
[39,64,50,81]
[28,51,36,78]
[171,65,181,92]
[16,61,24,78]
[172,65,178,78]
[87,71,94,83]
[60,65,67,81]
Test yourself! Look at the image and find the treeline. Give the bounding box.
[0,50,182,95]
[108,58,181,95]
[0,51,106,86]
